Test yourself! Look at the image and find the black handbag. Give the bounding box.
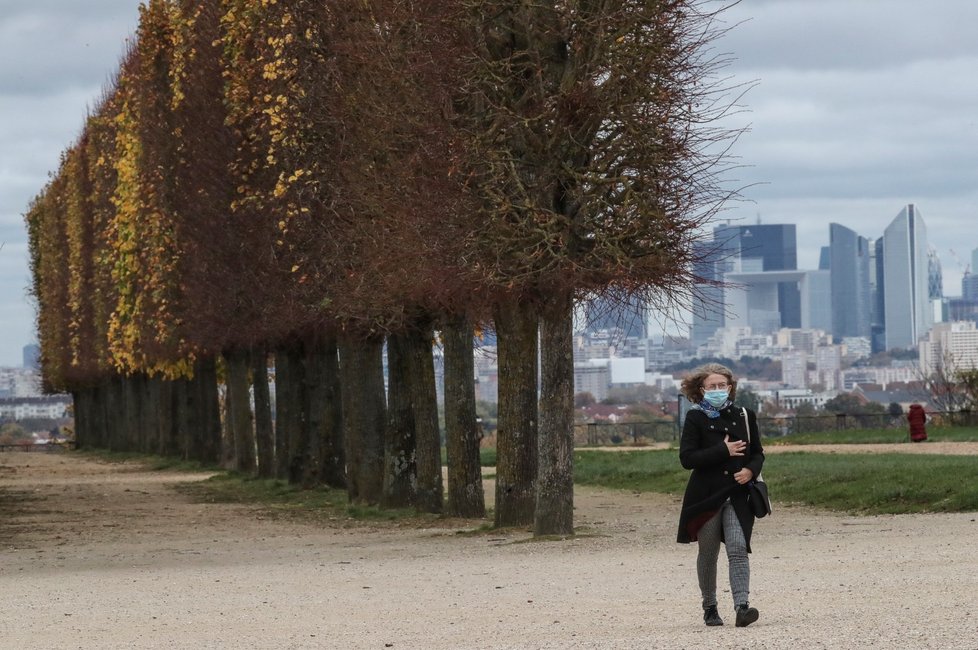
[741,408,772,518]
[747,479,772,518]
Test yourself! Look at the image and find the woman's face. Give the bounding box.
[702,373,729,393]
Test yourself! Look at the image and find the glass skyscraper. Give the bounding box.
[713,223,800,327]
[882,204,932,350]
[828,223,871,339]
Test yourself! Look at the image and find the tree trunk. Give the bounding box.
[141,375,160,455]
[339,334,386,504]
[383,333,417,508]
[196,356,222,465]
[443,315,485,518]
[406,324,443,513]
[225,348,256,473]
[252,348,276,479]
[535,292,575,536]
[493,300,539,527]
[180,371,201,460]
[124,374,141,452]
[104,376,124,451]
[283,344,311,485]
[71,389,87,449]
[165,378,186,457]
[314,333,345,489]
[273,347,295,479]
[155,379,174,457]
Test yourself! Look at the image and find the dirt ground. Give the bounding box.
[2,447,978,650]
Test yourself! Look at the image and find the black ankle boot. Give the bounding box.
[735,603,759,627]
[703,605,723,626]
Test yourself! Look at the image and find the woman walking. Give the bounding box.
[677,363,765,627]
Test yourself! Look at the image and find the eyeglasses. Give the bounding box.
[703,382,729,390]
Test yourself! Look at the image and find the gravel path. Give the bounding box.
[1,449,977,649]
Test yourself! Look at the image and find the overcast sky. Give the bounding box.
[1,1,976,367]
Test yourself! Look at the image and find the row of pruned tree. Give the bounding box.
[25,0,738,536]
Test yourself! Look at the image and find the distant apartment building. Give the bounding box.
[775,328,831,355]
[0,395,70,420]
[774,389,833,410]
[574,360,611,402]
[882,204,932,349]
[841,364,918,390]
[781,350,808,388]
[473,347,499,403]
[841,337,872,360]
[0,367,42,398]
[919,321,978,375]
[814,345,843,391]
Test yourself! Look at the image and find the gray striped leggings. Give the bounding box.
[697,501,750,608]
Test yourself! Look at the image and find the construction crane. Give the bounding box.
[949,248,971,275]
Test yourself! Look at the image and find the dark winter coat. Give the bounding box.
[676,405,765,552]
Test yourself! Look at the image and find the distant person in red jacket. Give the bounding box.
[907,403,928,442]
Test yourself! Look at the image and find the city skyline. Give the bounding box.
[2,2,978,367]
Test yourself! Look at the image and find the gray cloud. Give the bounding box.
[0,4,137,95]
[710,0,978,297]
[0,0,976,364]
[719,0,978,71]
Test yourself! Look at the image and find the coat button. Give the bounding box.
[723,470,729,475]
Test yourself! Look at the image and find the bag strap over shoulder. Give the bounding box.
[742,406,765,484]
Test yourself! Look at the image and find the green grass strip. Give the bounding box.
[574,449,978,515]
[768,426,978,445]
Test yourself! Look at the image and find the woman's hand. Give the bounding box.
[724,434,746,457]
[733,468,754,485]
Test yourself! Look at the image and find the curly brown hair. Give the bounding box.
[680,363,738,404]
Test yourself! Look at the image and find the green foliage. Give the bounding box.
[823,393,885,415]
[734,386,761,412]
[574,448,978,514]
[574,392,596,408]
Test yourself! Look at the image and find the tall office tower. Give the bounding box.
[972,248,978,276]
[22,343,40,370]
[713,223,800,326]
[690,239,726,345]
[871,238,886,352]
[963,273,978,301]
[818,246,831,270]
[828,223,871,339]
[882,204,932,349]
[927,247,943,300]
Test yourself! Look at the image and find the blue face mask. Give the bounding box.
[703,389,729,408]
